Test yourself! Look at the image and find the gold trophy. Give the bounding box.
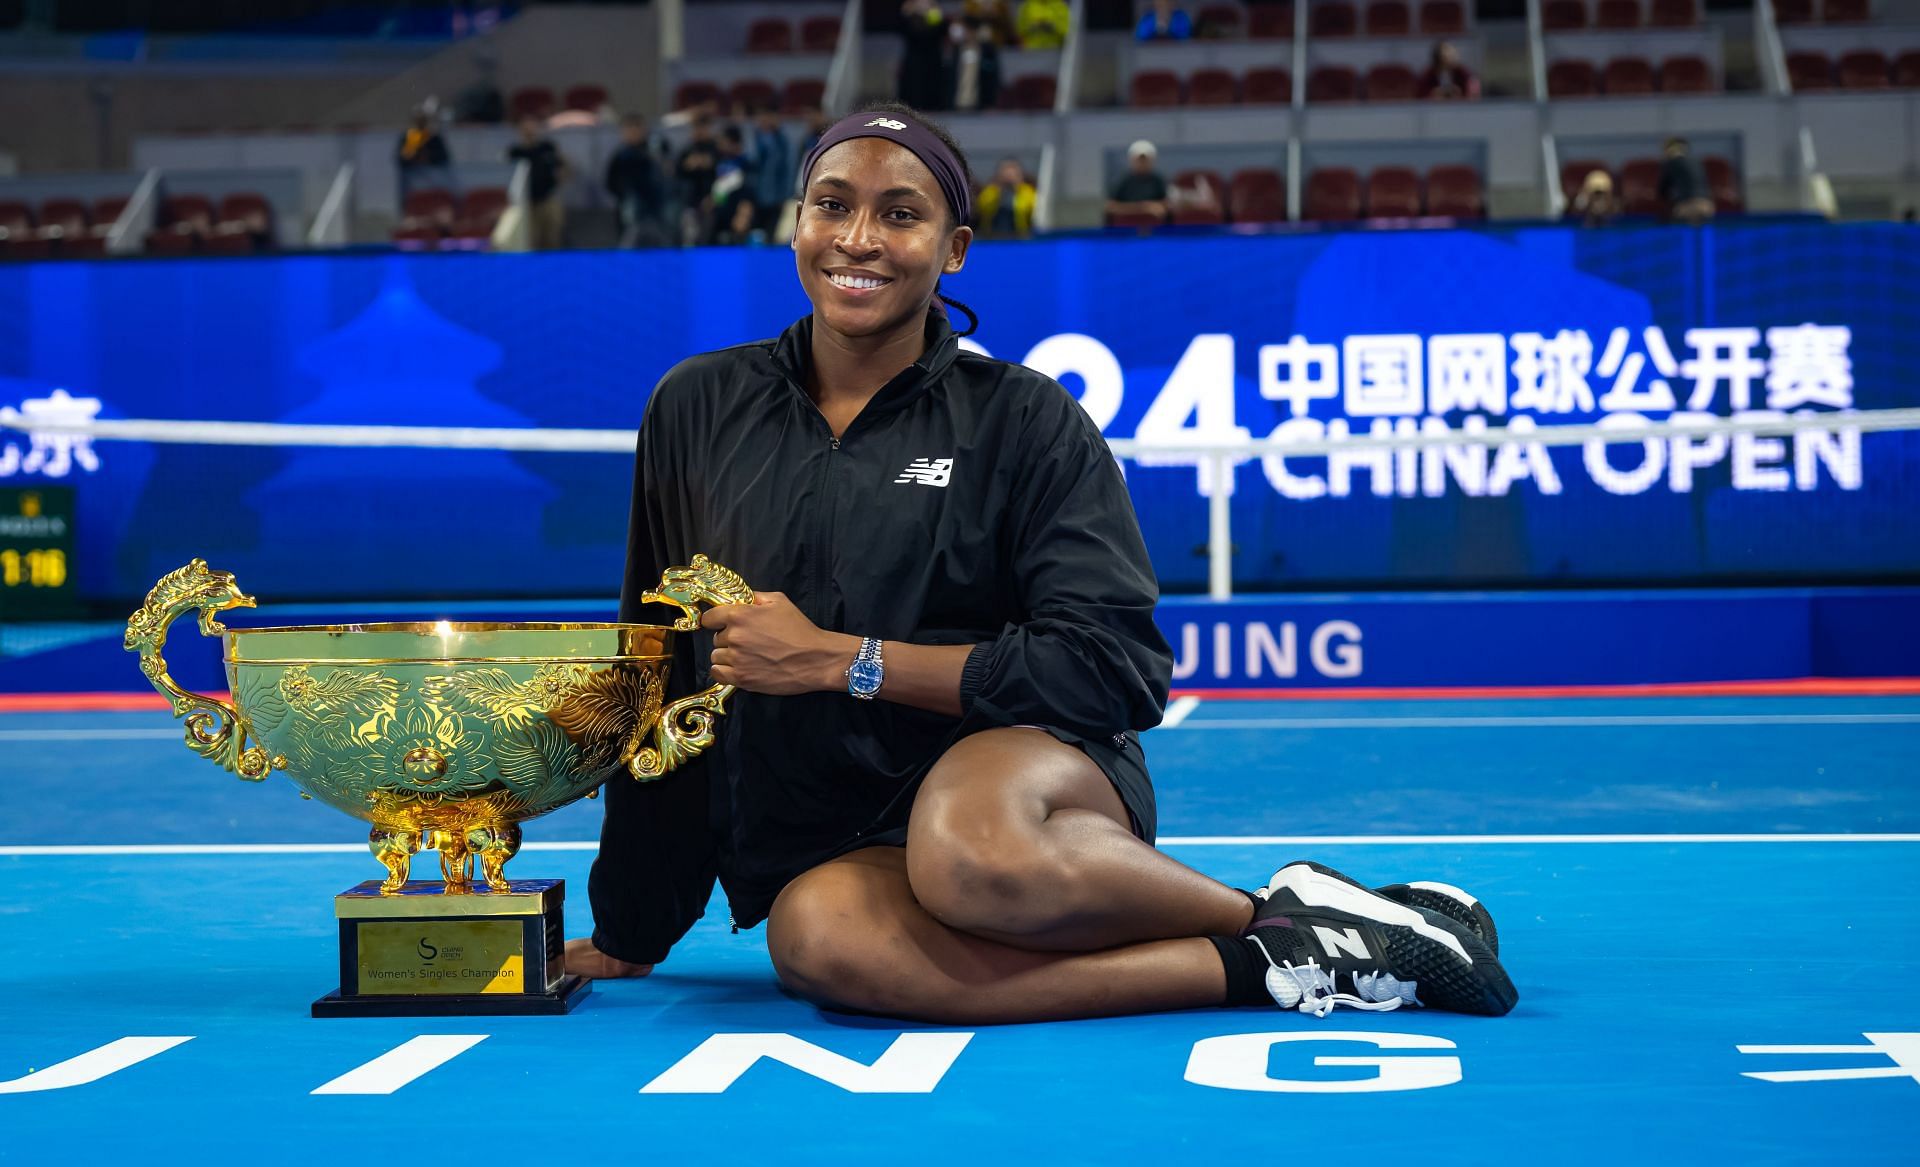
[125,556,752,1017]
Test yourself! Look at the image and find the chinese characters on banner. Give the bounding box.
[0,389,104,480]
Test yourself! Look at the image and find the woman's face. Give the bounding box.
[795,137,971,341]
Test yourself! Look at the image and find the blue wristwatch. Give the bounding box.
[846,636,884,700]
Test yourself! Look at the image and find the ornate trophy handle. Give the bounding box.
[627,554,755,780]
[123,559,278,781]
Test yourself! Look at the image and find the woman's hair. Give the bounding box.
[849,99,980,337]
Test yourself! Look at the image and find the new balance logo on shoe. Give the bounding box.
[1313,925,1372,961]
[865,117,908,131]
[895,458,953,487]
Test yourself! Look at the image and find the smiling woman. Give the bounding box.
[567,102,1518,1026]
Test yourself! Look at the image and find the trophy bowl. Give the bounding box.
[126,556,752,896]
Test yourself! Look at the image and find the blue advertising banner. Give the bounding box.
[0,220,1914,606]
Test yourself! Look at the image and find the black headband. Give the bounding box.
[799,111,973,225]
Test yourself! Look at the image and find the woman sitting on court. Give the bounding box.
[566,103,1516,1023]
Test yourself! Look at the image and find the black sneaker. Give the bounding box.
[1247,861,1518,1017]
[1270,860,1501,957]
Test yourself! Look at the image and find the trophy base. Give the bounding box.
[312,974,591,1017]
[314,877,590,1019]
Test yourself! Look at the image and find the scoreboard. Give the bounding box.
[0,486,76,618]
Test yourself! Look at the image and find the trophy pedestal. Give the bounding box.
[312,878,592,1018]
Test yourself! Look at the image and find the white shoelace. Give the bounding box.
[1256,948,1414,1017]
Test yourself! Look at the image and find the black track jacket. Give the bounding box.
[591,312,1173,956]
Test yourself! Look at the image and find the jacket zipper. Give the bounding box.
[812,433,840,614]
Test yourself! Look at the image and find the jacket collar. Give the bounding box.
[771,309,960,420]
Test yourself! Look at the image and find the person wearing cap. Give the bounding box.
[565,102,1520,1026]
[1107,140,1170,225]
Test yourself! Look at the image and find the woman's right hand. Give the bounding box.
[564,937,655,979]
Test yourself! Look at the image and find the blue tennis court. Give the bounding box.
[3,693,1916,1164]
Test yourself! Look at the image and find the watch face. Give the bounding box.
[849,659,884,693]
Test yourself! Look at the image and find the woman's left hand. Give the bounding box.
[700,591,855,696]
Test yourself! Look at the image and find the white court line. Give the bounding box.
[311,1035,489,1096]
[1173,714,1920,729]
[1159,695,1202,728]
[4,834,1919,857]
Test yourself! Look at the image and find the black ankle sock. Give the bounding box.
[1208,934,1275,1007]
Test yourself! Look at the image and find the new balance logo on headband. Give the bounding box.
[865,117,908,131]
[895,458,953,487]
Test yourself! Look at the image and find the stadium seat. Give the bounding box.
[1561,159,1610,202]
[217,192,271,231]
[1595,0,1641,29]
[1660,55,1715,92]
[1419,0,1467,33]
[161,195,216,234]
[1897,50,1920,87]
[800,16,842,53]
[1838,50,1891,89]
[1196,3,1244,36]
[145,225,198,255]
[1305,168,1361,220]
[1245,66,1294,103]
[1311,1,1358,37]
[672,80,723,111]
[727,79,778,114]
[91,195,129,228]
[202,225,257,256]
[401,188,457,226]
[1170,171,1226,224]
[1364,1,1411,35]
[1188,68,1240,104]
[1001,74,1056,109]
[1364,62,1419,101]
[1787,51,1834,91]
[1542,0,1587,29]
[1228,168,1287,222]
[1364,166,1422,217]
[1248,1,1295,36]
[781,78,826,114]
[1618,158,1663,215]
[1129,70,1183,106]
[1702,155,1743,213]
[1648,0,1696,25]
[0,200,32,234]
[1548,59,1598,97]
[1425,164,1483,218]
[1307,64,1359,101]
[1107,209,1164,230]
[508,86,555,121]
[1602,57,1656,95]
[1773,0,1813,21]
[459,188,509,223]
[563,84,608,114]
[746,18,792,53]
[1821,0,1867,20]
[39,198,89,236]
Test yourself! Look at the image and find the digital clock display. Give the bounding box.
[0,486,76,618]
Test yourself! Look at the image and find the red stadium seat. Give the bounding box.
[1248,1,1294,36]
[1419,0,1467,33]
[1188,68,1240,104]
[746,18,792,53]
[1773,0,1813,21]
[1897,50,1920,87]
[1425,164,1483,218]
[1648,0,1696,25]
[39,197,89,235]
[672,80,723,111]
[1702,156,1743,213]
[145,225,198,255]
[0,200,32,233]
[459,188,509,222]
[402,188,457,225]
[1196,3,1244,35]
[1618,158,1663,215]
[1602,57,1656,95]
[1170,171,1226,224]
[563,84,608,113]
[1660,55,1715,92]
[1228,168,1287,222]
[1365,1,1411,35]
[1364,63,1419,101]
[160,195,215,233]
[508,86,554,121]
[1787,51,1834,92]
[1107,209,1164,230]
[1305,168,1361,220]
[1542,0,1587,29]
[727,79,778,115]
[1129,69,1183,106]
[91,195,130,231]
[1561,159,1610,202]
[1595,0,1641,29]
[1311,1,1358,37]
[1000,73,1056,109]
[217,192,272,231]
[1548,59,1598,97]
[781,78,826,114]
[202,225,257,255]
[1838,50,1891,89]
[1364,166,1422,217]
[800,16,842,53]
[1245,66,1294,103]
[1307,64,1359,101]
[1821,0,1867,20]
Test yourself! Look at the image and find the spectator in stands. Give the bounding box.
[1419,42,1481,100]
[976,156,1037,237]
[1570,169,1619,228]
[1106,140,1170,224]
[508,114,569,249]
[607,113,667,248]
[1658,137,1715,226]
[1016,0,1071,48]
[965,0,1020,46]
[750,104,797,239]
[396,102,451,200]
[708,126,760,246]
[676,117,721,246]
[899,0,953,111]
[800,108,833,162]
[950,17,1004,111]
[1136,0,1193,40]
[454,51,506,124]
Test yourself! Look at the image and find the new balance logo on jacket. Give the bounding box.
[895,458,953,487]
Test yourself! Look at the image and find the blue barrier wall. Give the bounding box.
[0,221,1914,607]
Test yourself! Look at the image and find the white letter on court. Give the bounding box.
[0,1037,193,1094]
[1185,1032,1460,1094]
[640,1032,974,1094]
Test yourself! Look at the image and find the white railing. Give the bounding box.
[821,0,863,116]
[306,161,355,249]
[105,168,160,256]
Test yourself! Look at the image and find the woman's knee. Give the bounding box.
[765,858,911,1013]
[906,798,1065,937]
